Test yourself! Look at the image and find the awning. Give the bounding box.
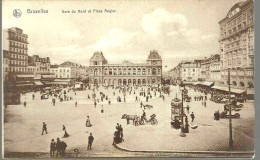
[201,81,214,86]
[34,81,43,86]
[17,75,34,78]
[15,83,34,87]
[193,82,199,85]
[211,86,245,94]
[54,79,71,82]
[42,75,56,78]
[53,82,69,85]
[247,89,255,95]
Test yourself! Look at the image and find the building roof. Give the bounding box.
[51,64,59,68]
[219,0,253,24]
[147,50,161,60]
[90,51,107,62]
[60,61,85,68]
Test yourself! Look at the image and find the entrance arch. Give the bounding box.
[133,79,136,85]
[138,79,141,85]
[123,79,127,85]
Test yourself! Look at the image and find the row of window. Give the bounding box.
[9,41,28,48]
[92,68,161,76]
[9,60,27,66]
[9,34,27,42]
[9,47,28,54]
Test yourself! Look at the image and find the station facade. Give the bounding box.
[89,50,162,86]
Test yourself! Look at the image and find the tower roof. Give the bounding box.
[90,51,107,62]
[147,50,161,60]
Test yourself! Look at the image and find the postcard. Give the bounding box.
[2,0,255,158]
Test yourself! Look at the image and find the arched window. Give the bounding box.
[137,68,141,75]
[133,68,136,75]
[248,82,254,88]
[104,68,108,75]
[114,68,117,75]
[158,68,161,75]
[148,69,151,75]
[128,68,132,75]
[94,69,98,75]
[123,68,127,75]
[232,81,237,86]
[142,68,146,75]
[109,68,112,75]
[119,68,122,75]
[240,82,245,87]
[152,68,157,75]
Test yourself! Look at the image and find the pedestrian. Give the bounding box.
[108,99,111,105]
[86,116,92,127]
[75,101,77,107]
[42,122,48,135]
[101,105,104,113]
[62,125,69,138]
[204,101,206,107]
[87,133,94,150]
[60,141,67,157]
[140,101,143,108]
[190,112,195,122]
[94,101,97,108]
[119,125,124,141]
[23,101,26,107]
[32,94,35,100]
[56,138,61,157]
[50,139,56,158]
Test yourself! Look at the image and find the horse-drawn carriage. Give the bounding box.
[121,114,158,126]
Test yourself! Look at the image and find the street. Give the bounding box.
[4,85,254,156]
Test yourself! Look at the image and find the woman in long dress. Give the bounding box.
[86,116,92,127]
[63,125,69,138]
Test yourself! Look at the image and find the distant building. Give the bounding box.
[50,64,59,78]
[89,50,162,86]
[181,60,201,82]
[209,54,222,85]
[3,50,10,81]
[28,55,51,75]
[3,27,29,74]
[2,27,34,89]
[219,0,254,90]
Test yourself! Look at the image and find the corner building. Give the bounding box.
[219,0,254,90]
[89,50,162,86]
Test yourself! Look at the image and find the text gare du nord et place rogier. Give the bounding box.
[62,9,116,13]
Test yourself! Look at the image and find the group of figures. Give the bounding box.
[113,123,124,145]
[50,138,67,158]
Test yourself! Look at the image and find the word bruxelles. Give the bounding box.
[62,9,116,14]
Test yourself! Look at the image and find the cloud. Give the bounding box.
[141,8,188,36]
[89,28,139,50]
[65,30,85,39]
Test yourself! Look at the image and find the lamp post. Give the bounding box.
[228,68,234,150]
[179,82,185,124]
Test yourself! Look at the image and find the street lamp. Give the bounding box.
[228,68,234,150]
[179,83,185,124]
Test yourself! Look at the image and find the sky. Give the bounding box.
[2,0,244,71]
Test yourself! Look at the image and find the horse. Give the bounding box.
[121,114,138,125]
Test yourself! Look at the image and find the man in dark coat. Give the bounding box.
[50,139,56,157]
[87,133,94,150]
[190,112,195,122]
[60,141,67,157]
[56,138,61,157]
[42,122,47,135]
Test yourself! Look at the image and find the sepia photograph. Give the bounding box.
[2,0,255,158]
